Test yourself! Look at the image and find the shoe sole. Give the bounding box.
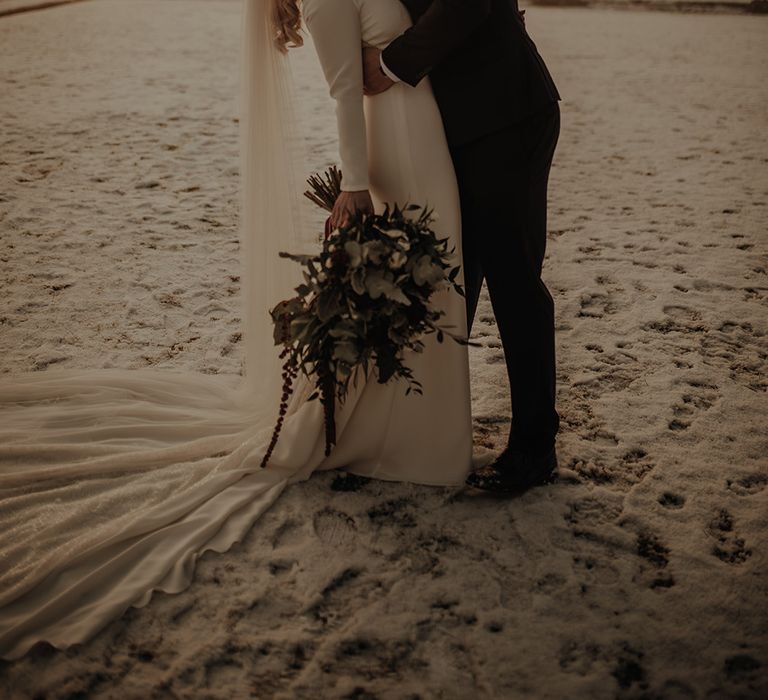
[465,456,558,495]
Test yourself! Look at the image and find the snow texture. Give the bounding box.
[0,1,766,698]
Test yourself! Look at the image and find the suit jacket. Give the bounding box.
[381,0,561,148]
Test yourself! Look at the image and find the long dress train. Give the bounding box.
[0,0,471,659]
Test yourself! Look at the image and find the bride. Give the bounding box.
[0,0,473,659]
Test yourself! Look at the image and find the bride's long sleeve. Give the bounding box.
[303,0,369,192]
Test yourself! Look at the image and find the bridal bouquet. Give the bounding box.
[261,167,468,467]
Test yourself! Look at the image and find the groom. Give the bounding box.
[362,0,562,493]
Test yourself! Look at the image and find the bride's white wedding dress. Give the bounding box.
[0,0,471,659]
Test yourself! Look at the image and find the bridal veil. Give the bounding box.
[0,0,321,659]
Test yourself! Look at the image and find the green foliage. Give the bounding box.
[263,168,472,465]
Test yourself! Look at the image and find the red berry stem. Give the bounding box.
[260,348,298,469]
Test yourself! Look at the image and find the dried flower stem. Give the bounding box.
[303,165,342,213]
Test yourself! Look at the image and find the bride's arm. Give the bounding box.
[303,0,370,202]
[381,0,492,87]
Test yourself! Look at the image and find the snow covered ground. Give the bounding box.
[0,1,766,698]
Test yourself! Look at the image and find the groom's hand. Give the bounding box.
[331,190,374,229]
[362,47,394,96]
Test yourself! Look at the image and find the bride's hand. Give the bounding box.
[331,190,374,229]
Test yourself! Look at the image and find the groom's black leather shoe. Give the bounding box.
[465,443,557,494]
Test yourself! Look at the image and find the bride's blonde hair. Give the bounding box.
[273,0,303,53]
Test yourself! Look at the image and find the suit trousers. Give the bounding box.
[451,101,561,450]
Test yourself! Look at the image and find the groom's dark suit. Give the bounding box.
[382,0,562,450]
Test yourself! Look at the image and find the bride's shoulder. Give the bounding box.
[302,0,361,17]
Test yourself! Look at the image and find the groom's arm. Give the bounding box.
[381,0,492,87]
